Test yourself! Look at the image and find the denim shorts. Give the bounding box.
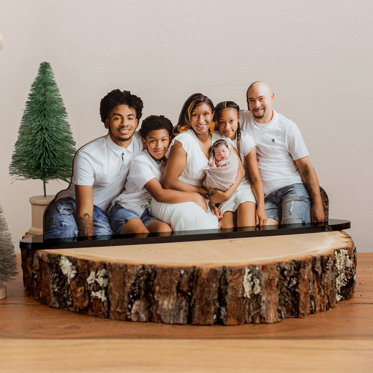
[43,197,112,239]
[265,183,311,224]
[108,204,156,234]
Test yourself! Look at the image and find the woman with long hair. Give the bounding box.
[150,93,244,231]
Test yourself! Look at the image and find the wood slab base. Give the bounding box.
[21,231,356,325]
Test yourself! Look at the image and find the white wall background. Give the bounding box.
[0,0,372,251]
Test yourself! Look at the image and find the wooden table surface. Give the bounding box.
[1,253,372,372]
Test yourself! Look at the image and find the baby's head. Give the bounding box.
[140,115,173,161]
[210,139,230,163]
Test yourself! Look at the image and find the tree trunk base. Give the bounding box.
[21,231,356,325]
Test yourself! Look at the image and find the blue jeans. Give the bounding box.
[43,197,112,239]
[265,183,311,224]
[108,204,156,234]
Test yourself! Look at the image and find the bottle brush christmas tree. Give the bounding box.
[9,62,76,197]
[0,204,17,299]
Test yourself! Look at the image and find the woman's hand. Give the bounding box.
[197,186,209,196]
[209,201,223,219]
[256,206,268,227]
[192,192,208,212]
[206,188,229,205]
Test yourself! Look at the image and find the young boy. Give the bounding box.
[108,115,207,234]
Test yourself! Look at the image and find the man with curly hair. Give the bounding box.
[44,89,144,239]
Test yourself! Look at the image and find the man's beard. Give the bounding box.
[253,108,265,119]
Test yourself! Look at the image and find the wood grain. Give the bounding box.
[21,231,356,325]
[1,339,372,373]
[1,253,372,372]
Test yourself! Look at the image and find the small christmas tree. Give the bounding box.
[0,204,17,299]
[9,62,76,197]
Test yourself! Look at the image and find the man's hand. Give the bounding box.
[311,203,325,223]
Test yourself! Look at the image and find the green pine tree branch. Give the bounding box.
[9,62,76,194]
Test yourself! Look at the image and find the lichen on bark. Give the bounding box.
[335,249,355,301]
[243,266,261,299]
[59,256,77,284]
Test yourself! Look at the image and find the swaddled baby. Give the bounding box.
[203,139,238,191]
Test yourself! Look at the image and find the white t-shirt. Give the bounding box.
[57,132,143,211]
[112,150,165,216]
[173,129,209,187]
[239,110,309,195]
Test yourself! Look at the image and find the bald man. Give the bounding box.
[239,81,324,226]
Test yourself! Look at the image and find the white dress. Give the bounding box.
[150,130,219,231]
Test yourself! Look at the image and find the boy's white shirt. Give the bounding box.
[111,149,165,215]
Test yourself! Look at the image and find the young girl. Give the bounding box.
[214,101,267,227]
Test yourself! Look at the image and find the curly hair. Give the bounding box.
[99,89,144,123]
[173,93,214,136]
[214,101,241,156]
[139,115,174,139]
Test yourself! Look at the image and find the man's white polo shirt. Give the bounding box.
[57,132,143,211]
[240,110,309,195]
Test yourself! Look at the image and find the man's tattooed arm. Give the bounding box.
[299,168,311,192]
[295,156,325,223]
[77,213,94,237]
[75,185,95,237]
